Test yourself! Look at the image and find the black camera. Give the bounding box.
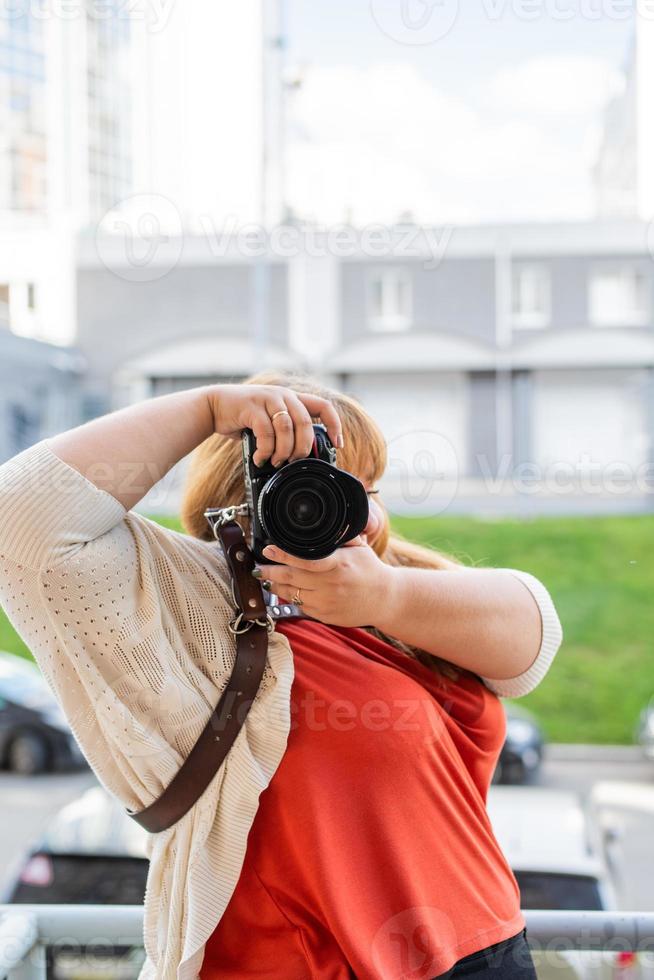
[241,423,369,564]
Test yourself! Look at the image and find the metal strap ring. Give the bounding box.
[228,612,255,635]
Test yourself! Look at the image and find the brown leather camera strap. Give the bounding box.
[125,519,308,834]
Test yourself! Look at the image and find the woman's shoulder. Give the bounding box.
[121,510,234,596]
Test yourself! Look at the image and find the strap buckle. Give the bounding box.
[228,610,275,635]
[204,504,250,537]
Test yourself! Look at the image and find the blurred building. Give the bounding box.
[71,219,654,517]
[0,5,47,213]
[1,214,652,517]
[0,327,84,462]
[0,0,284,337]
[594,13,654,221]
[0,1,132,226]
[0,0,282,457]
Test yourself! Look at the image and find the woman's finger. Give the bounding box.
[263,398,296,467]
[249,407,279,468]
[272,393,316,465]
[294,393,344,450]
[259,568,317,594]
[260,544,338,572]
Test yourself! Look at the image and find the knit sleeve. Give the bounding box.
[477,568,563,699]
[0,438,239,814]
[0,438,128,570]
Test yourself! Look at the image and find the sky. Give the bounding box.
[283,1,635,225]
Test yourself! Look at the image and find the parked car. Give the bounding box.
[0,651,87,774]
[4,784,149,979]
[4,784,149,905]
[487,786,643,980]
[492,702,545,786]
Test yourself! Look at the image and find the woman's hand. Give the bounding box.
[207,384,344,467]
[253,535,396,628]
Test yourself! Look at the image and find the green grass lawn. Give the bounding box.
[1,513,652,745]
[389,513,654,746]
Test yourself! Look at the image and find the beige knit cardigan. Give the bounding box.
[0,439,563,979]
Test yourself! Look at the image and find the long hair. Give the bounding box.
[180,370,462,686]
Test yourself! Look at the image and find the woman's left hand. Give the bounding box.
[253,535,394,628]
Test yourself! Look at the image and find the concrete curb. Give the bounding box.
[545,743,646,762]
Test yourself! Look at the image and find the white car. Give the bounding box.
[487,786,646,980]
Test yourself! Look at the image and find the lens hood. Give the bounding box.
[257,457,369,560]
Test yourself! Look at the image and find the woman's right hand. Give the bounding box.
[207,384,344,468]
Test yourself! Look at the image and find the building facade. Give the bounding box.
[73,220,654,517]
[0,328,84,463]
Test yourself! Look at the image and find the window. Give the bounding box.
[368,268,412,331]
[27,282,36,310]
[511,264,551,328]
[589,266,650,327]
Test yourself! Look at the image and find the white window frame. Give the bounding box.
[511,263,551,329]
[367,267,412,332]
[588,264,651,328]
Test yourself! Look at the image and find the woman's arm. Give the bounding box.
[45,385,216,511]
[45,381,344,511]
[255,536,562,698]
[0,383,343,571]
[0,386,218,569]
[373,564,563,696]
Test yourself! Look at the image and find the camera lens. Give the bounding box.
[258,460,355,559]
[286,489,326,530]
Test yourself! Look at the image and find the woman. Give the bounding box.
[0,370,562,980]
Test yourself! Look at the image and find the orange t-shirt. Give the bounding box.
[200,617,525,980]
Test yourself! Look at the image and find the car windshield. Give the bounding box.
[514,871,604,911]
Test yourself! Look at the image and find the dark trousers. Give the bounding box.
[433,928,537,979]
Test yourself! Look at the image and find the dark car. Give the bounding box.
[492,702,545,785]
[0,650,87,774]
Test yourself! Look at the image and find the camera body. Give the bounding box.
[241,423,369,564]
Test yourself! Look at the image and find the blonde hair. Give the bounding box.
[181,369,462,686]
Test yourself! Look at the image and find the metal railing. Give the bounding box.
[1,907,654,978]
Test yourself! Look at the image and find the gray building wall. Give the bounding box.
[513,254,654,331]
[76,262,290,388]
[468,371,497,478]
[340,258,496,345]
[0,332,83,463]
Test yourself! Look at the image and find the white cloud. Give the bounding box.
[485,54,624,117]
[287,57,617,225]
